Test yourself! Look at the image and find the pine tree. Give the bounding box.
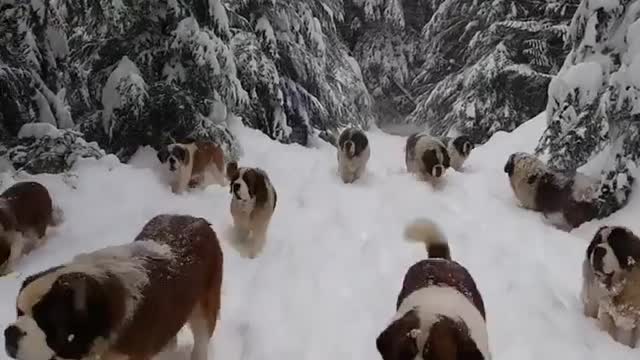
[535,0,640,218]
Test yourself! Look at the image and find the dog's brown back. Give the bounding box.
[192,141,225,175]
[397,260,486,319]
[111,214,223,358]
[0,181,53,236]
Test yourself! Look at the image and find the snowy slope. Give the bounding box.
[1,113,639,360]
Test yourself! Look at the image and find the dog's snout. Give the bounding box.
[433,165,443,178]
[5,325,24,358]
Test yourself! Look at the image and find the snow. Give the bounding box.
[101,55,146,136]
[255,16,276,48]
[2,113,640,359]
[17,122,62,139]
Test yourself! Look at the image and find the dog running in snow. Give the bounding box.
[4,214,223,360]
[0,181,64,275]
[582,225,640,348]
[157,139,227,194]
[337,127,371,184]
[376,218,490,360]
[405,132,451,184]
[226,161,277,259]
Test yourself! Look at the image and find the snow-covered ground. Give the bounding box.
[1,113,640,360]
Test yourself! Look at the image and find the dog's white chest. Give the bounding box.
[231,198,255,214]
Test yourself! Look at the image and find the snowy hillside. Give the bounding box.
[1,114,640,359]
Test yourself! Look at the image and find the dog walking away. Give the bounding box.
[337,127,370,184]
[157,139,227,194]
[376,218,490,360]
[4,214,223,360]
[405,132,451,183]
[0,181,64,275]
[582,225,640,348]
[226,161,277,259]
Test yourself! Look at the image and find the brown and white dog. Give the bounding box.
[440,135,474,171]
[503,152,598,230]
[226,162,277,259]
[337,127,370,184]
[0,181,64,275]
[157,140,227,194]
[582,225,640,348]
[4,214,223,360]
[376,218,490,360]
[405,132,451,183]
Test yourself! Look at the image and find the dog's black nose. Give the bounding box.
[5,325,24,358]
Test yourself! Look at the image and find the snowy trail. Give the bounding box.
[1,114,639,360]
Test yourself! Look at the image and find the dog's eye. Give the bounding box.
[17,308,24,317]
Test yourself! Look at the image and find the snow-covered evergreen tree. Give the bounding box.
[226,0,374,145]
[1,0,375,173]
[536,0,640,218]
[344,0,579,143]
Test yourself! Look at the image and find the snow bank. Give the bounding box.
[1,115,640,360]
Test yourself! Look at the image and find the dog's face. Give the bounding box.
[376,310,420,360]
[504,154,516,176]
[422,144,450,178]
[5,272,112,360]
[452,136,474,157]
[157,145,189,172]
[226,162,251,201]
[586,226,640,288]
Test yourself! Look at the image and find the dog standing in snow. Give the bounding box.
[0,181,64,275]
[4,214,223,360]
[157,139,227,194]
[503,152,598,230]
[226,161,277,259]
[582,225,640,348]
[336,127,370,184]
[405,132,451,183]
[440,135,474,171]
[376,218,490,360]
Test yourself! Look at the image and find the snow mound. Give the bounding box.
[1,114,640,360]
[17,122,63,139]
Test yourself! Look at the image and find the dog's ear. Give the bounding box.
[157,148,170,163]
[440,144,450,168]
[226,162,239,181]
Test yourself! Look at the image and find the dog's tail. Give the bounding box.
[403,217,450,260]
[49,204,65,227]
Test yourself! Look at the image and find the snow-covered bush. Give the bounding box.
[1,125,105,175]
[536,0,640,218]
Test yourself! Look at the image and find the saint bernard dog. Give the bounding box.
[226,161,277,259]
[376,218,490,360]
[0,181,64,275]
[582,225,640,348]
[503,152,598,230]
[157,139,227,194]
[405,132,451,183]
[337,127,370,184]
[4,214,223,360]
[440,135,474,171]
